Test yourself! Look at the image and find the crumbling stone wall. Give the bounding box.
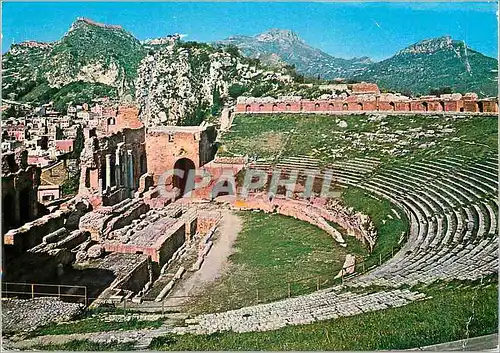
[79,127,146,207]
[232,194,377,252]
[145,125,217,186]
[235,91,498,114]
[1,149,41,232]
[104,105,143,135]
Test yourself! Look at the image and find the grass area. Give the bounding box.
[220,114,497,165]
[32,339,135,351]
[30,317,164,337]
[150,283,498,351]
[186,211,367,313]
[341,187,408,269]
[187,197,408,314]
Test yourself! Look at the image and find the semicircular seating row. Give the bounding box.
[262,153,498,287]
[175,153,498,334]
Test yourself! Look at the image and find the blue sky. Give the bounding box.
[2,2,498,61]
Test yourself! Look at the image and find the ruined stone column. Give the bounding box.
[115,149,121,187]
[127,150,134,191]
[105,154,112,189]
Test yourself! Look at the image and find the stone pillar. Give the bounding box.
[115,149,121,187]
[105,154,112,190]
[127,150,134,190]
[14,188,21,227]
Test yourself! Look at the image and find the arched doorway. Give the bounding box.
[477,102,484,112]
[272,104,278,112]
[439,101,445,111]
[389,102,395,111]
[245,105,251,113]
[173,158,196,197]
[328,103,334,111]
[342,103,348,111]
[357,103,363,111]
[314,103,320,111]
[285,104,291,111]
[258,104,265,112]
[422,102,428,112]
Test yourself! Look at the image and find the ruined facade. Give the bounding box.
[145,125,217,193]
[78,127,147,208]
[235,89,498,114]
[2,149,41,233]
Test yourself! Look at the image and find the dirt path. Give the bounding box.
[165,210,242,305]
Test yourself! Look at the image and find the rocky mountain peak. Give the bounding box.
[397,36,460,55]
[69,17,124,32]
[256,29,304,44]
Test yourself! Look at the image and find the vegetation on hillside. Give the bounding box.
[219,113,498,165]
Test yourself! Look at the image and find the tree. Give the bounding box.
[228,84,248,99]
[72,125,85,161]
[55,126,65,140]
[211,86,223,116]
[429,87,453,96]
[224,44,240,58]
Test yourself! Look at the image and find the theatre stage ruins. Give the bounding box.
[1,92,498,345]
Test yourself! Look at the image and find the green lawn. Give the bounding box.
[29,317,164,337]
[150,283,498,351]
[32,339,135,351]
[220,114,497,165]
[186,211,364,313]
[186,199,408,314]
[341,187,409,269]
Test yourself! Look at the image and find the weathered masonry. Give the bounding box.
[236,91,498,114]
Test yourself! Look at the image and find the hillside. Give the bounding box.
[2,18,146,111]
[136,41,297,126]
[352,36,498,97]
[216,29,372,80]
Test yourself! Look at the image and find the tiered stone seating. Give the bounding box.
[174,288,426,334]
[177,153,497,334]
[348,153,498,287]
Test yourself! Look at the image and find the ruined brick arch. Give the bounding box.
[439,101,445,112]
[314,103,320,111]
[245,105,251,113]
[272,104,278,112]
[422,102,429,112]
[342,103,348,111]
[258,104,265,112]
[389,102,395,111]
[358,103,363,111]
[328,103,334,111]
[285,104,291,111]
[173,157,196,197]
[107,117,116,125]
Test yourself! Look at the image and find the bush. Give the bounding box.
[228,84,248,99]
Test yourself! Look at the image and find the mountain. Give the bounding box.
[353,36,498,97]
[216,29,372,80]
[136,41,297,126]
[2,18,147,111]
